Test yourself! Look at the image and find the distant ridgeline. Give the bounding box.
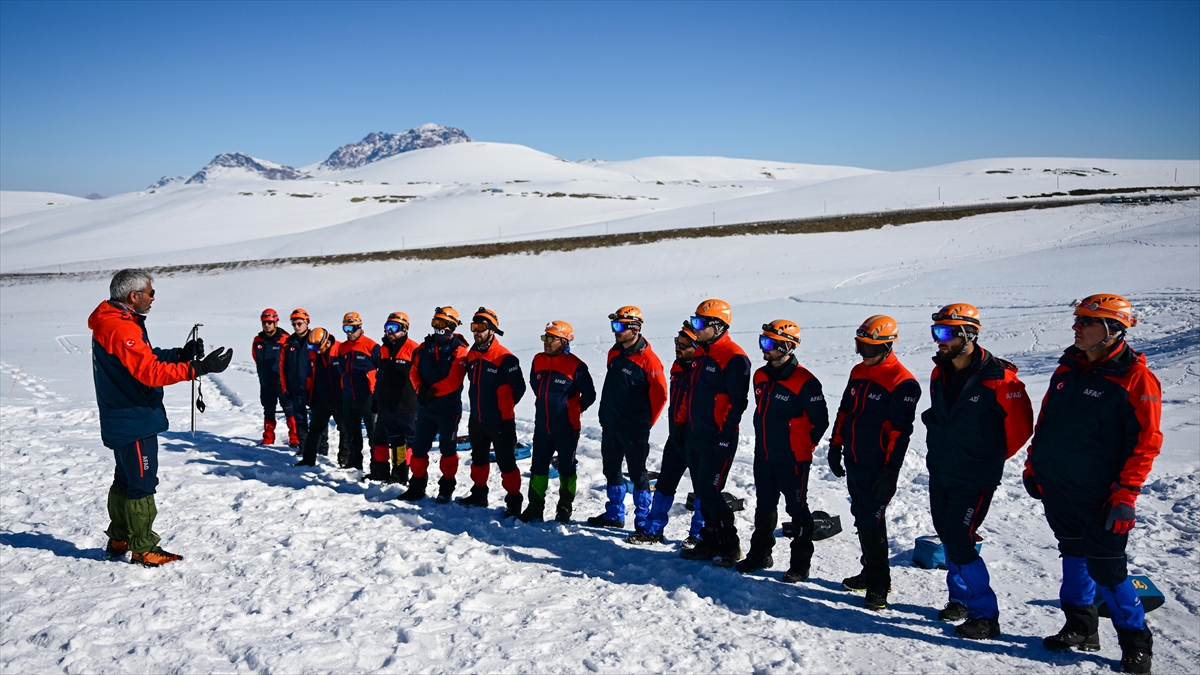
[147,124,472,189]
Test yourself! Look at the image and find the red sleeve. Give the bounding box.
[95,321,193,387]
[410,348,424,391]
[252,336,260,369]
[646,349,669,426]
[279,345,288,394]
[831,411,846,446]
[994,370,1034,459]
[1118,367,1163,489]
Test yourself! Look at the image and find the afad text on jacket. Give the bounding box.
[530,351,597,435]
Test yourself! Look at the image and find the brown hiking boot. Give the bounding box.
[105,538,129,559]
[131,547,183,567]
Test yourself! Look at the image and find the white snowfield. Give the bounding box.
[0,191,90,222]
[1,191,1197,673]
[0,142,1195,273]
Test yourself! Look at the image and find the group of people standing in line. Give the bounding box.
[91,266,1161,674]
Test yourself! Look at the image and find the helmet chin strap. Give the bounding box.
[1085,321,1123,354]
[951,330,976,359]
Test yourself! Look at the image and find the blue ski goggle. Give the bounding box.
[931,325,961,342]
[384,321,407,334]
[307,343,319,351]
[611,320,636,334]
[759,335,794,352]
[343,325,359,334]
[689,316,718,331]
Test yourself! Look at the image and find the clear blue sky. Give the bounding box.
[2,0,1197,197]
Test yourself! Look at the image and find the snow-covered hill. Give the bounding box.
[1,196,1197,673]
[2,144,1195,274]
[313,125,472,173]
[0,190,90,222]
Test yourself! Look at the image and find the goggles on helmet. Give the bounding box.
[343,325,359,335]
[931,312,981,327]
[611,320,635,334]
[384,321,406,334]
[689,316,717,331]
[470,321,491,333]
[759,335,794,352]
[931,324,963,342]
[431,317,456,330]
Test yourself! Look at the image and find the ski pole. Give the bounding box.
[189,323,203,435]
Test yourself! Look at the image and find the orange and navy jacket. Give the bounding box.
[88,300,193,448]
[1027,340,1162,499]
[337,335,378,402]
[752,357,829,463]
[466,338,525,425]
[530,351,597,435]
[668,358,696,438]
[410,334,470,416]
[279,331,311,396]
[831,352,922,473]
[307,343,341,407]
[686,331,752,440]
[598,335,669,433]
[252,328,289,386]
[374,335,418,415]
[921,346,1033,489]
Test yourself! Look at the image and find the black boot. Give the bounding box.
[859,528,892,598]
[1044,604,1101,652]
[519,498,545,523]
[503,493,523,518]
[366,461,391,481]
[435,477,455,504]
[1116,625,1153,674]
[781,529,813,582]
[681,527,720,560]
[734,548,774,574]
[397,476,428,502]
[956,616,1001,640]
[864,590,888,611]
[842,571,868,591]
[938,601,968,622]
[389,463,410,485]
[456,485,489,507]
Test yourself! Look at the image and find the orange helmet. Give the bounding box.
[694,298,732,327]
[1073,294,1136,328]
[307,327,331,348]
[760,319,801,351]
[679,320,699,344]
[544,320,574,341]
[260,308,279,322]
[386,311,410,329]
[342,311,362,327]
[432,306,460,329]
[290,308,310,322]
[472,307,504,335]
[932,303,981,328]
[608,305,644,326]
[856,315,899,344]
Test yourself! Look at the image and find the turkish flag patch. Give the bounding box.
[126,340,136,347]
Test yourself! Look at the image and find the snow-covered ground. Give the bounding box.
[1,194,1197,672]
[1,143,1195,273]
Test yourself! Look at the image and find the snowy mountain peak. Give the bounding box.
[147,175,185,190]
[317,125,472,172]
[185,153,306,184]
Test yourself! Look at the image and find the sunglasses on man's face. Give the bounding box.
[137,288,155,298]
[1073,316,1102,328]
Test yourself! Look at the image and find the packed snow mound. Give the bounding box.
[335,141,628,185]
[597,155,880,183]
[0,191,89,222]
[185,153,307,184]
[315,125,472,173]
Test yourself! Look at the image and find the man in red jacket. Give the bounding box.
[1024,295,1161,674]
[735,320,828,577]
[828,315,922,610]
[337,312,377,472]
[459,308,526,515]
[399,307,470,503]
[588,306,668,532]
[252,308,292,446]
[296,327,338,467]
[923,303,1033,640]
[279,308,312,451]
[680,299,752,566]
[91,269,231,566]
[522,320,596,523]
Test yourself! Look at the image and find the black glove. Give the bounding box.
[827,444,846,478]
[873,471,899,503]
[1022,466,1043,500]
[180,338,205,361]
[194,347,232,376]
[418,387,436,406]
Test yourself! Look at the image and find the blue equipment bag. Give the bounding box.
[1096,575,1165,617]
[913,535,983,569]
